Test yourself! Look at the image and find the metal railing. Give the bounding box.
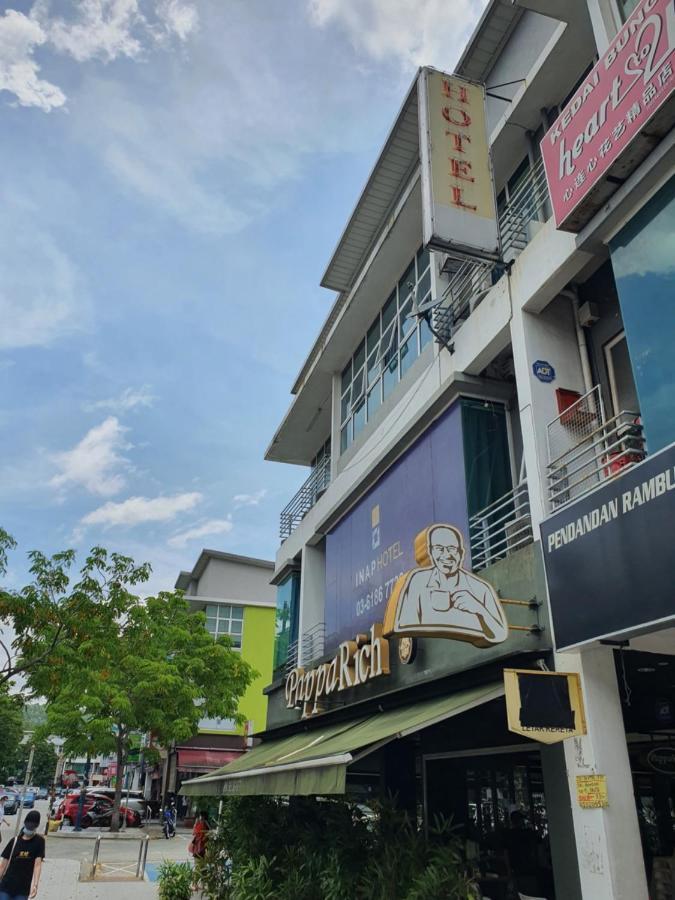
[301,621,326,666]
[499,156,549,261]
[434,157,550,346]
[285,639,299,673]
[469,481,533,571]
[547,385,646,510]
[279,455,331,540]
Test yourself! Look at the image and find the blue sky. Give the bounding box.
[1,0,485,594]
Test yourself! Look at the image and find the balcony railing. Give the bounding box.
[469,481,533,572]
[301,621,326,666]
[499,156,549,261]
[546,385,646,510]
[279,455,331,540]
[434,157,550,346]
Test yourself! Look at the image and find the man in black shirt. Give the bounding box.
[0,810,45,900]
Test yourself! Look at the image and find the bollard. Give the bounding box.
[135,836,144,878]
[90,833,102,879]
[139,834,150,880]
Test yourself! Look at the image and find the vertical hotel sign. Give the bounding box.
[418,67,500,262]
[541,0,675,232]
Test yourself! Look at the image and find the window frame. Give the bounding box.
[339,246,433,453]
[204,603,244,650]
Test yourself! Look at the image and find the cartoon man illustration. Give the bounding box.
[383,524,508,647]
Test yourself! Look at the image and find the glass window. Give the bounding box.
[605,333,639,416]
[338,247,437,453]
[609,176,675,452]
[461,399,513,517]
[617,0,640,20]
[273,572,300,676]
[204,603,244,649]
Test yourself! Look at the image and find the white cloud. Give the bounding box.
[233,489,267,508]
[307,0,485,70]
[86,385,156,413]
[611,219,675,279]
[167,517,233,548]
[0,203,87,349]
[41,0,145,63]
[0,1,198,111]
[155,0,198,41]
[0,9,65,111]
[50,416,131,496]
[81,491,202,527]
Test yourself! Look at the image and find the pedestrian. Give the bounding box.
[0,810,45,900]
[189,812,209,890]
[189,811,209,859]
[0,797,9,837]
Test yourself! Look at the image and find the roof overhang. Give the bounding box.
[266,178,424,465]
[321,76,420,294]
[455,0,524,83]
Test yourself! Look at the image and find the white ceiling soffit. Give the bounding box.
[321,78,420,294]
[455,0,524,84]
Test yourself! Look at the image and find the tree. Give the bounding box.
[0,528,93,685]
[0,686,23,781]
[28,546,255,831]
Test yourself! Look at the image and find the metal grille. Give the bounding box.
[546,385,646,510]
[469,481,533,571]
[279,455,331,540]
[499,156,549,261]
[301,621,326,666]
[434,157,551,346]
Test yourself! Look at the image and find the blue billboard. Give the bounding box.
[325,403,470,646]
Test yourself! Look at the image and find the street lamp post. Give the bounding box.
[74,753,91,831]
[13,744,35,840]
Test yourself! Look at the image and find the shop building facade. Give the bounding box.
[184,0,675,897]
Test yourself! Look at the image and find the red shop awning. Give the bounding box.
[177,749,242,772]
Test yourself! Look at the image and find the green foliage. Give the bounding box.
[197,795,478,900]
[1,532,255,831]
[22,703,46,730]
[0,686,23,781]
[157,861,194,900]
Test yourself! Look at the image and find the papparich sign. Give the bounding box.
[541,0,675,232]
[540,442,675,649]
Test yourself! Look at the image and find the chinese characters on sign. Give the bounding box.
[576,774,609,808]
[541,0,675,231]
[419,68,499,261]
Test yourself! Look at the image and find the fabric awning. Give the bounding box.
[181,682,503,798]
[177,749,242,772]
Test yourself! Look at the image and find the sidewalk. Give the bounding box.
[39,858,158,899]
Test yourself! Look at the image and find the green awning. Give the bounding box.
[181,682,504,798]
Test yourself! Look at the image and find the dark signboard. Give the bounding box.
[540,442,675,649]
[325,403,469,646]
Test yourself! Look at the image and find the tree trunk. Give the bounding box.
[110,730,125,833]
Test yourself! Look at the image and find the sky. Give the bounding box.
[0,0,487,596]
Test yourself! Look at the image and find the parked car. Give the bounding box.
[37,787,49,800]
[81,797,141,830]
[21,790,35,809]
[57,792,140,827]
[2,791,19,815]
[86,788,147,817]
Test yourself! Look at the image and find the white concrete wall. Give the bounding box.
[298,543,326,665]
[195,557,275,604]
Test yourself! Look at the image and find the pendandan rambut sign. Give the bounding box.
[541,0,675,232]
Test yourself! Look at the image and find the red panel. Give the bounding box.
[176,749,241,770]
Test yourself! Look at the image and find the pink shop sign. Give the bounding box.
[541,0,675,232]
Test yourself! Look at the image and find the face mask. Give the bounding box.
[22,825,37,835]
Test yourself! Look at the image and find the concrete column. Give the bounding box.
[541,743,583,900]
[586,0,621,55]
[557,646,648,900]
[297,542,326,666]
[509,296,588,529]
